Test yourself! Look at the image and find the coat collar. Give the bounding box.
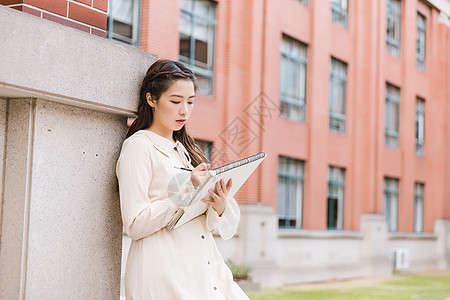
[137,129,175,157]
[136,129,192,167]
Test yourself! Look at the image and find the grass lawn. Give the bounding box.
[247,270,450,300]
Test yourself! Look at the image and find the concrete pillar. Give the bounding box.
[360,214,391,277]
[238,204,281,289]
[0,98,124,298]
[0,6,157,299]
[435,219,450,269]
[0,98,7,251]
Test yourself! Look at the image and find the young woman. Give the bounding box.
[116,59,249,299]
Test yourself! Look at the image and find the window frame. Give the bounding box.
[294,0,308,7]
[179,0,217,96]
[414,182,424,233]
[385,83,400,149]
[331,0,348,28]
[416,12,426,71]
[107,0,141,48]
[415,97,425,156]
[386,0,402,57]
[329,57,348,133]
[280,35,308,123]
[327,166,345,230]
[195,140,212,163]
[384,177,399,232]
[277,157,304,230]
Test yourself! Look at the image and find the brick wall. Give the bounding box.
[0,0,108,37]
[139,0,450,233]
[140,0,179,59]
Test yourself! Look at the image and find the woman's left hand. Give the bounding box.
[201,178,232,217]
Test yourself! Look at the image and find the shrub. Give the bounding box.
[225,258,251,279]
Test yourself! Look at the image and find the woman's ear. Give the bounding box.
[146,93,156,108]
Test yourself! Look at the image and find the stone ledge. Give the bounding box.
[387,233,438,240]
[278,229,364,239]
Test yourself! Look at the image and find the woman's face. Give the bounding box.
[147,79,195,138]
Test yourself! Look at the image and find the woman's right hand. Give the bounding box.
[190,163,210,189]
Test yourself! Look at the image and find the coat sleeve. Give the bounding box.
[205,195,241,240]
[116,138,179,240]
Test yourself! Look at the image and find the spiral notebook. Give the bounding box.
[167,152,266,230]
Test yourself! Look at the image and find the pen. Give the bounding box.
[174,166,193,172]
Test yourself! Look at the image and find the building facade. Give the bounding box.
[116,0,450,289]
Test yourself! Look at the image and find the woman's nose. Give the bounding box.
[180,103,189,115]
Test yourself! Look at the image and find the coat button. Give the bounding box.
[213,287,217,290]
[208,260,211,265]
[201,235,205,239]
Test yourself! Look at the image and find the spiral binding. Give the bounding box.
[213,152,266,175]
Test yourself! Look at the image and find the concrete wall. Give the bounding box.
[0,98,7,247]
[0,98,124,298]
[227,205,449,290]
[0,6,156,298]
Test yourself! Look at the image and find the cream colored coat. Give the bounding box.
[116,129,249,300]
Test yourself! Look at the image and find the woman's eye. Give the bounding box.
[171,101,180,104]
[188,102,194,105]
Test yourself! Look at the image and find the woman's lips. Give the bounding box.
[176,119,186,125]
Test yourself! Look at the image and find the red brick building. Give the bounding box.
[118,0,450,287]
[126,0,450,234]
[1,0,108,37]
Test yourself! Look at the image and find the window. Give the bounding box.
[414,183,424,233]
[384,177,398,232]
[294,0,308,6]
[415,97,425,156]
[107,0,141,47]
[327,167,345,230]
[329,58,347,133]
[179,0,216,96]
[386,0,401,57]
[385,83,400,148]
[195,140,212,163]
[280,35,307,122]
[277,157,304,229]
[416,13,426,71]
[332,0,348,28]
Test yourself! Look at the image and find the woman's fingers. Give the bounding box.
[192,163,211,178]
[217,178,232,196]
[220,178,231,194]
[200,178,231,216]
[215,181,223,198]
[202,188,223,205]
[194,162,207,172]
[190,163,211,188]
[200,191,219,205]
[226,178,232,192]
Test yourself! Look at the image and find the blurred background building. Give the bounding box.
[108,0,450,290]
[2,0,450,294]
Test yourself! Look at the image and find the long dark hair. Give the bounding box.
[126,59,208,167]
